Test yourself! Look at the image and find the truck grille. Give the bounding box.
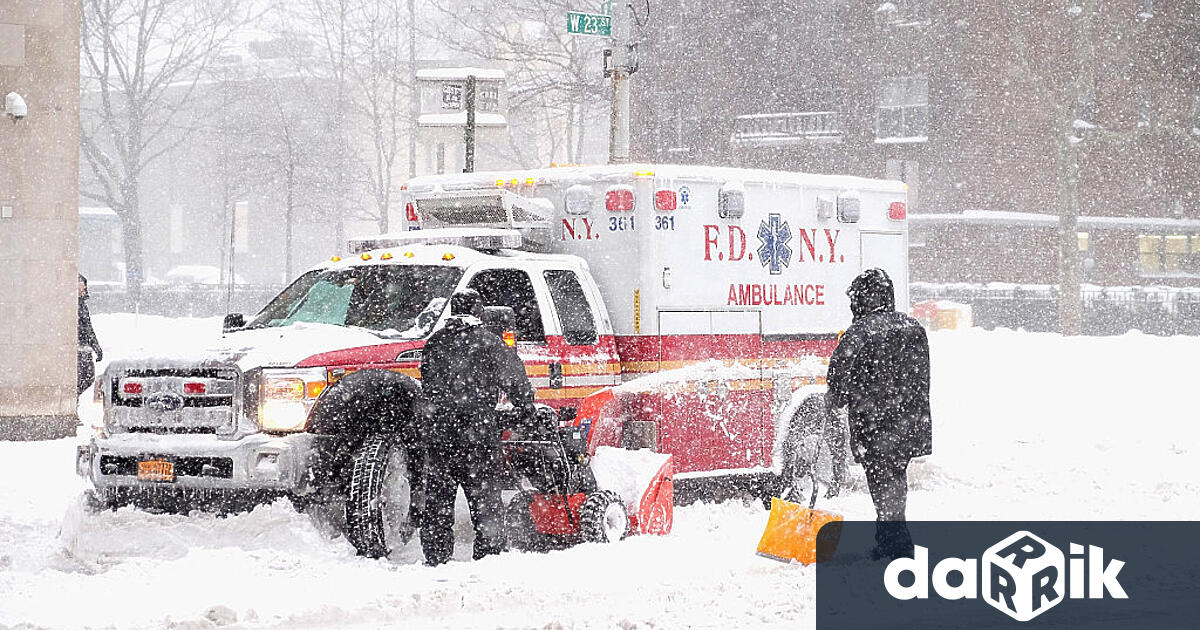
[107,365,240,434]
[98,455,234,479]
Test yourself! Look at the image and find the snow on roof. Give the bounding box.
[406,164,908,194]
[79,206,117,217]
[910,210,1200,232]
[415,67,506,81]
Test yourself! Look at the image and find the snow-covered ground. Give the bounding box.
[1,314,1198,629]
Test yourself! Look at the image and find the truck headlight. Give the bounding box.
[259,368,328,433]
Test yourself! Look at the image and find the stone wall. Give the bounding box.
[0,0,81,439]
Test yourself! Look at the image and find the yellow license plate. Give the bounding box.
[137,459,175,483]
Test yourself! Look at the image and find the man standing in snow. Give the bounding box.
[78,274,103,395]
[826,268,931,560]
[419,288,536,565]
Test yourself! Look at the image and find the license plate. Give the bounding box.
[137,459,175,483]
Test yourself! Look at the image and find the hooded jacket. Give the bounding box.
[826,269,932,461]
[420,315,535,413]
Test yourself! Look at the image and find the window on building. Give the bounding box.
[1191,94,1200,135]
[1137,0,1154,20]
[877,1,930,26]
[876,75,929,142]
[1138,234,1200,275]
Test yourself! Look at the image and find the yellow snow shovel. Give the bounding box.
[756,412,843,564]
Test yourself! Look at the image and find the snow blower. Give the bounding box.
[756,406,843,565]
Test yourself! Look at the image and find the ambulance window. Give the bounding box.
[467,269,545,342]
[544,270,598,346]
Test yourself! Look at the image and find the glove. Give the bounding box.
[94,348,103,363]
[851,440,866,462]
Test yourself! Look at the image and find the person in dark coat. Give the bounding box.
[418,288,535,565]
[78,275,103,395]
[826,268,931,559]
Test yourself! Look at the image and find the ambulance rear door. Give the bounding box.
[656,308,767,474]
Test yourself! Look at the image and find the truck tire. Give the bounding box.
[505,491,553,552]
[345,435,415,558]
[579,490,629,543]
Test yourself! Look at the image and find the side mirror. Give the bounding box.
[223,313,245,332]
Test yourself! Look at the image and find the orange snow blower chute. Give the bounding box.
[756,410,843,564]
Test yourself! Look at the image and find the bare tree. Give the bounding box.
[292,0,412,235]
[80,0,246,300]
[425,0,609,167]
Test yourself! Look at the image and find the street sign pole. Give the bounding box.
[464,74,476,173]
[566,5,632,164]
[608,4,630,164]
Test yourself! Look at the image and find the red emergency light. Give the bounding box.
[122,382,143,395]
[888,201,907,220]
[654,190,677,211]
[605,188,634,212]
[183,382,207,395]
[405,202,418,222]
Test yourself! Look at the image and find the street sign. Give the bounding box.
[567,11,611,37]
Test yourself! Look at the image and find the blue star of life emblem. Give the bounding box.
[757,213,793,275]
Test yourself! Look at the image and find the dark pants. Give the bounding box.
[77,351,95,396]
[419,433,505,566]
[862,455,913,558]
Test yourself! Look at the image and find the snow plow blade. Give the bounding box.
[756,497,843,564]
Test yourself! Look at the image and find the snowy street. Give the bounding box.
[0,315,1196,629]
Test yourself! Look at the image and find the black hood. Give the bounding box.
[847,268,895,321]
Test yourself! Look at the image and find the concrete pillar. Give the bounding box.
[0,1,81,439]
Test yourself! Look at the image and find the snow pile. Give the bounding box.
[591,445,672,508]
[1,316,1198,628]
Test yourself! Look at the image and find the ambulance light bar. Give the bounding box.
[411,189,553,230]
[347,228,524,254]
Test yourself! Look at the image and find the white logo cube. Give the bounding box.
[981,531,1065,622]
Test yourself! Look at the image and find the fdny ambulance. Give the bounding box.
[398,164,908,482]
[77,164,907,555]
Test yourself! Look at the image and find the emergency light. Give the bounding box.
[606,187,635,212]
[889,201,907,220]
[655,190,677,211]
[837,194,861,223]
[719,185,745,219]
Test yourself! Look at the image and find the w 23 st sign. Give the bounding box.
[566,11,612,36]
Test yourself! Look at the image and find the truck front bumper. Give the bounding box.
[77,431,322,495]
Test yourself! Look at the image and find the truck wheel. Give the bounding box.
[505,491,553,552]
[345,435,414,558]
[579,490,629,543]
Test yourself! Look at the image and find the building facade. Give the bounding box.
[0,0,81,438]
[632,0,1200,288]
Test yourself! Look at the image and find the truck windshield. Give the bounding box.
[245,265,463,337]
